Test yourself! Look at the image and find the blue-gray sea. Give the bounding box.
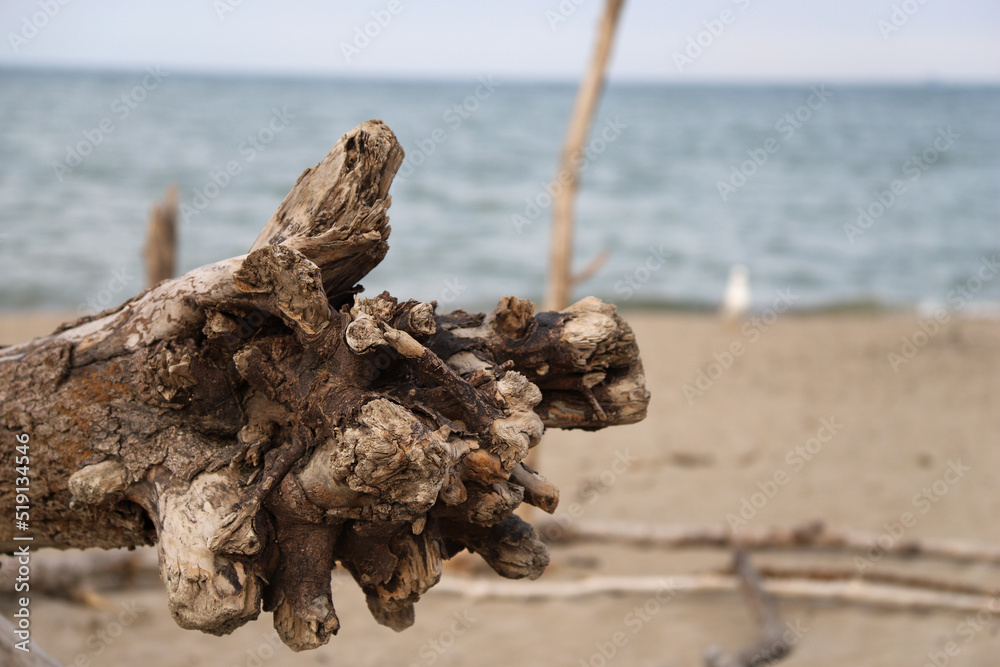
[1,68,998,315]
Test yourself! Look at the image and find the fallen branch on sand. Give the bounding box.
[538,518,1000,565]
[705,550,793,667]
[429,571,997,615]
[7,542,995,614]
[0,548,153,608]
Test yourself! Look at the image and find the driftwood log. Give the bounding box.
[0,120,648,651]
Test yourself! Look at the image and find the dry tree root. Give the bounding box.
[0,120,649,651]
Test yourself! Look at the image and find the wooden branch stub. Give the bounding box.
[144,184,177,288]
[149,470,262,635]
[511,463,560,514]
[234,245,331,336]
[250,120,404,304]
[68,460,129,506]
[442,515,549,580]
[434,295,650,430]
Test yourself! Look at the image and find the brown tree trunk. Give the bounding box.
[0,121,648,652]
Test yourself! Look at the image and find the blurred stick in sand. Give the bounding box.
[143,183,177,287]
[538,518,1000,564]
[545,0,625,311]
[705,550,793,667]
[8,547,995,616]
[0,548,156,608]
[430,573,998,615]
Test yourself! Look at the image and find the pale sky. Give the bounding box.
[1,0,998,82]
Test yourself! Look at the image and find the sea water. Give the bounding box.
[1,68,997,315]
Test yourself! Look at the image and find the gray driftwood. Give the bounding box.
[0,121,648,651]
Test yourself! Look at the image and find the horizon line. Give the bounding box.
[2,62,999,88]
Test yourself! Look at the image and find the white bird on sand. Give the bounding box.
[720,264,750,322]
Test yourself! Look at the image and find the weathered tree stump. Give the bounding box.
[0,120,648,651]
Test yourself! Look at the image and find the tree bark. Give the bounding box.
[0,120,649,651]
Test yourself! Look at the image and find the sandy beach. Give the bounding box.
[3,309,999,666]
